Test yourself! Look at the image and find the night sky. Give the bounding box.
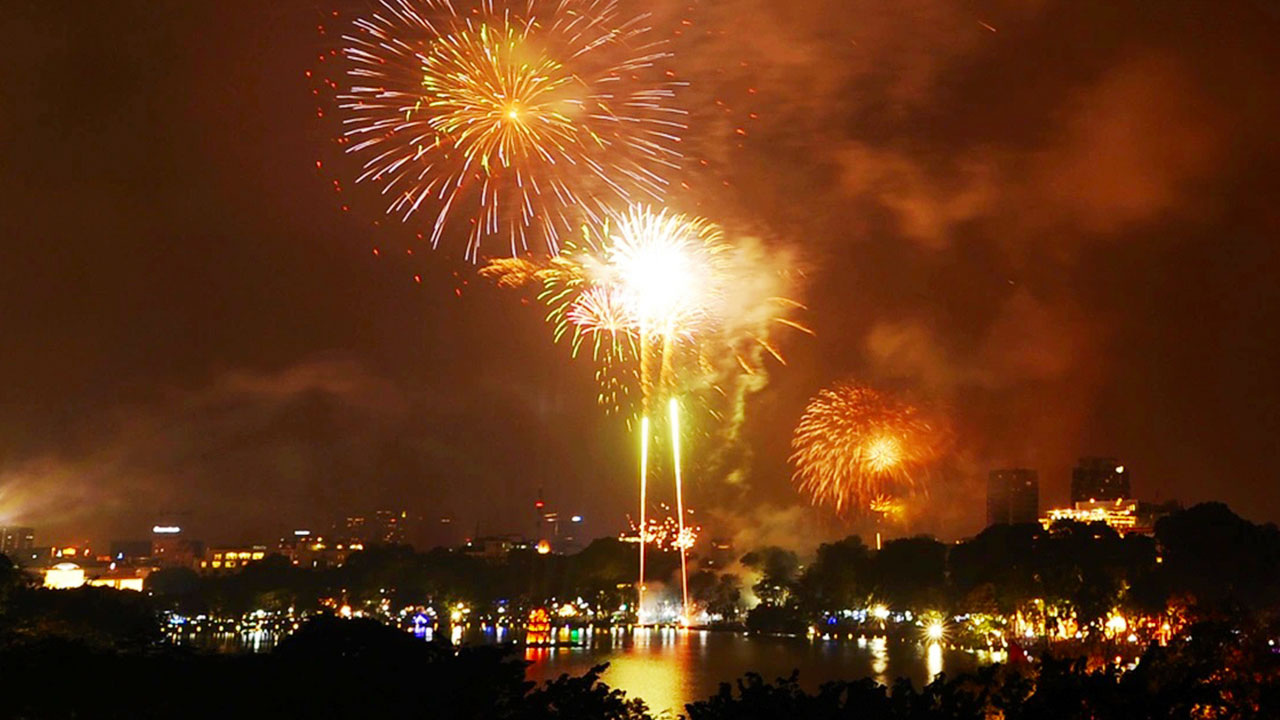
[3,0,1279,548]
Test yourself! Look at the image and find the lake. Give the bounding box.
[468,626,989,715]
[187,624,995,715]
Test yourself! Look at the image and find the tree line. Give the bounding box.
[137,502,1280,636]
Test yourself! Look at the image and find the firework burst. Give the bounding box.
[483,205,805,418]
[564,286,637,359]
[605,205,726,343]
[340,0,684,259]
[790,383,945,516]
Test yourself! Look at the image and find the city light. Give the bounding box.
[43,562,86,590]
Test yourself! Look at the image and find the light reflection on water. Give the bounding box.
[927,641,944,681]
[516,628,978,714]
[179,629,279,653]
[184,626,978,714]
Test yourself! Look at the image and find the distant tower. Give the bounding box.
[0,527,35,555]
[533,489,558,547]
[987,469,1040,526]
[1071,457,1130,503]
[533,489,546,540]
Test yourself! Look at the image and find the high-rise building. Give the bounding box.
[150,525,203,568]
[1071,457,1130,503]
[987,469,1040,526]
[342,511,410,545]
[0,526,35,555]
[344,515,367,538]
[373,509,408,545]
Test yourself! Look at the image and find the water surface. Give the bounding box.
[513,627,980,714]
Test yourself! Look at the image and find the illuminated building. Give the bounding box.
[53,544,93,560]
[44,562,86,589]
[151,525,204,568]
[277,531,362,568]
[987,469,1039,526]
[0,526,35,555]
[1041,499,1140,534]
[373,509,409,544]
[1070,457,1130,503]
[199,545,268,574]
[1041,497,1180,536]
[87,567,148,592]
[344,515,367,537]
[338,510,410,546]
[462,535,532,563]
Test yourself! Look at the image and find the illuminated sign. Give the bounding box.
[152,525,181,534]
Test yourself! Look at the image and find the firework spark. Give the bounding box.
[482,204,807,627]
[483,205,805,417]
[626,512,700,552]
[564,286,637,359]
[606,205,726,342]
[340,0,684,259]
[790,383,944,515]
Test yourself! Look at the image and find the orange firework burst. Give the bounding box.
[790,383,944,515]
[340,0,684,259]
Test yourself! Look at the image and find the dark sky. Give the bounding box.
[2,0,1278,549]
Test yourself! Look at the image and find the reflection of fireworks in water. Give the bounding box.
[340,0,683,259]
[790,383,944,515]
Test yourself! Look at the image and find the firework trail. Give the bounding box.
[339,0,685,259]
[790,383,945,516]
[484,204,806,624]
